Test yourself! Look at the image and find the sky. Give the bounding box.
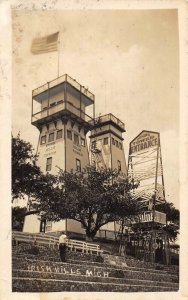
[12,9,179,208]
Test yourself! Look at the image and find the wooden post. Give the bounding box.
[57,34,60,77]
[159,145,166,200]
[47,82,50,116]
[80,85,82,118]
[150,140,160,262]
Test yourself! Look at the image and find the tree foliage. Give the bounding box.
[156,201,179,225]
[12,206,27,231]
[12,133,40,200]
[156,201,179,241]
[12,133,56,204]
[36,167,141,240]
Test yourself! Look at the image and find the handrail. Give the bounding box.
[12,231,103,255]
[94,113,125,130]
[32,100,94,123]
[32,74,95,101]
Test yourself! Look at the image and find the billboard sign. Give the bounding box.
[130,131,159,154]
[132,211,166,225]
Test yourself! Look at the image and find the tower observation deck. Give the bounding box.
[31,74,95,132]
[93,113,125,134]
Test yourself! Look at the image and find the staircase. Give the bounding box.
[12,242,179,292]
[90,140,106,169]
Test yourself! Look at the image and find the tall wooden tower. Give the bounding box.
[23,74,95,233]
[127,130,167,263]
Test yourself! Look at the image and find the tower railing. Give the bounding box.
[131,211,166,225]
[32,74,95,101]
[94,113,125,131]
[32,100,94,125]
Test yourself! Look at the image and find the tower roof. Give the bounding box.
[31,74,95,130]
[93,113,125,132]
[32,74,94,106]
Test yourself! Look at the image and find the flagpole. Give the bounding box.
[57,33,60,77]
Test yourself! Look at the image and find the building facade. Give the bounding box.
[23,75,127,239]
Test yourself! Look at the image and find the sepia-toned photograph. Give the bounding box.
[2,2,185,296]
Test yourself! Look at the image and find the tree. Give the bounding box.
[12,206,27,231]
[12,133,41,200]
[36,167,141,241]
[156,201,179,241]
[156,201,179,225]
[12,133,56,201]
[12,133,60,234]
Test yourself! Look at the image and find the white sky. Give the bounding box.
[12,9,179,208]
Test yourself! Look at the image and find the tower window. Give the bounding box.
[81,137,85,146]
[50,102,56,107]
[46,157,52,171]
[115,140,119,148]
[74,134,79,145]
[119,142,122,150]
[104,137,108,145]
[67,129,72,140]
[117,160,121,172]
[41,135,46,145]
[56,129,63,139]
[112,138,115,145]
[76,159,81,172]
[48,132,54,142]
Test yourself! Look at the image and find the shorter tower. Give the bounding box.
[89,113,126,175]
[89,114,127,240]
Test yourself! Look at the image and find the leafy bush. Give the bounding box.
[28,246,39,255]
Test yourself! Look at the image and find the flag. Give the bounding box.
[31,32,59,54]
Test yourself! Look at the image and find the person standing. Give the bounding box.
[59,232,68,262]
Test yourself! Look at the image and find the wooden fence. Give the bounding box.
[12,231,103,255]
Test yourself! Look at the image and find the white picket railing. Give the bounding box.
[12,231,103,255]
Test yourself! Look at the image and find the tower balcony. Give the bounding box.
[32,74,95,102]
[31,74,95,129]
[32,100,94,128]
[92,113,125,133]
[132,210,166,225]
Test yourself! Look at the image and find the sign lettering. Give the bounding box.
[132,211,166,225]
[43,143,56,157]
[73,144,83,156]
[130,131,159,154]
[44,151,56,157]
[46,145,55,152]
[28,264,109,278]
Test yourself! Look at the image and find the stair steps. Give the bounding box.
[12,276,178,292]
[12,255,179,278]
[12,242,179,292]
[12,252,179,276]
[13,268,179,289]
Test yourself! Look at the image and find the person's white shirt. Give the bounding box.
[59,234,67,244]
